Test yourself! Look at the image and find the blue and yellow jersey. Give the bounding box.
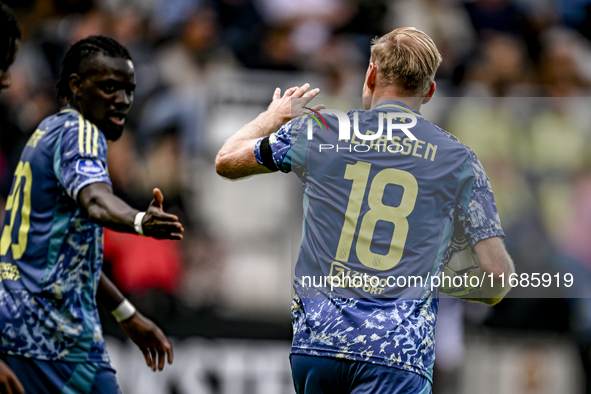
[0,107,111,362]
[255,101,504,381]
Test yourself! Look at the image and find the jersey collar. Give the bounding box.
[374,101,423,118]
[58,106,80,116]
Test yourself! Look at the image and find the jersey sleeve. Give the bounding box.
[254,117,307,173]
[57,116,111,201]
[455,149,505,246]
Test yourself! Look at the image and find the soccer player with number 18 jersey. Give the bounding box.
[216,27,515,393]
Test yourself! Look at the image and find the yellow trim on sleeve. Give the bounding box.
[78,115,85,153]
[85,120,92,154]
[92,125,99,156]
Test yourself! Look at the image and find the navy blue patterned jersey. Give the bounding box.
[255,101,504,381]
[0,107,111,362]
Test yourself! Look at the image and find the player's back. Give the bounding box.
[287,100,503,380]
[295,101,475,299]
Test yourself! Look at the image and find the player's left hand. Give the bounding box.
[119,311,173,371]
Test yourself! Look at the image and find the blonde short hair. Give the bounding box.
[370,27,442,96]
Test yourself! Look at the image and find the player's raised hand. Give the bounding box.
[0,360,24,394]
[142,188,184,240]
[119,311,173,372]
[266,83,324,125]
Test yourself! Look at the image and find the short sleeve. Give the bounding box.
[455,149,505,246]
[254,117,308,174]
[58,116,111,201]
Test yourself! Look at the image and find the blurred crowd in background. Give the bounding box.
[3,0,591,392]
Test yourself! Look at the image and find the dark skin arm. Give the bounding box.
[79,182,180,370]
[0,360,24,394]
[78,183,183,240]
[97,275,173,371]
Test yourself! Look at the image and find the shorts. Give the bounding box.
[290,354,432,394]
[0,354,121,394]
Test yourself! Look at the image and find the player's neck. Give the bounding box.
[67,100,83,115]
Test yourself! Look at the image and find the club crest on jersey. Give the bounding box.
[76,159,106,177]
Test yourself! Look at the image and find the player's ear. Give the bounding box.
[421,82,436,105]
[69,73,82,100]
[365,63,377,91]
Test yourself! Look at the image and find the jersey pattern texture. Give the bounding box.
[255,102,504,382]
[0,107,111,362]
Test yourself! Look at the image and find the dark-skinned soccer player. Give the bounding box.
[0,35,183,394]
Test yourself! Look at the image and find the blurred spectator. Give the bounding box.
[109,6,161,101]
[254,0,352,29]
[536,27,591,96]
[386,0,476,79]
[459,32,534,96]
[307,35,365,95]
[155,6,227,87]
[215,0,266,67]
[464,0,541,62]
[140,5,224,208]
[553,0,591,34]
[258,26,301,70]
[254,0,354,57]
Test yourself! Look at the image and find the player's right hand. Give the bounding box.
[266,83,324,125]
[0,360,24,394]
[142,188,184,240]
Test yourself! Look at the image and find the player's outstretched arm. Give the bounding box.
[215,83,323,180]
[97,274,173,371]
[0,360,24,394]
[78,183,183,240]
[469,236,515,305]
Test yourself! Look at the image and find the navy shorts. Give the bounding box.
[290,354,432,394]
[0,354,121,394]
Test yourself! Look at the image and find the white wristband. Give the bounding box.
[111,299,137,323]
[134,212,146,235]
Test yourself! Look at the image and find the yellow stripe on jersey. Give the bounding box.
[85,120,92,155]
[92,124,99,156]
[78,115,85,153]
